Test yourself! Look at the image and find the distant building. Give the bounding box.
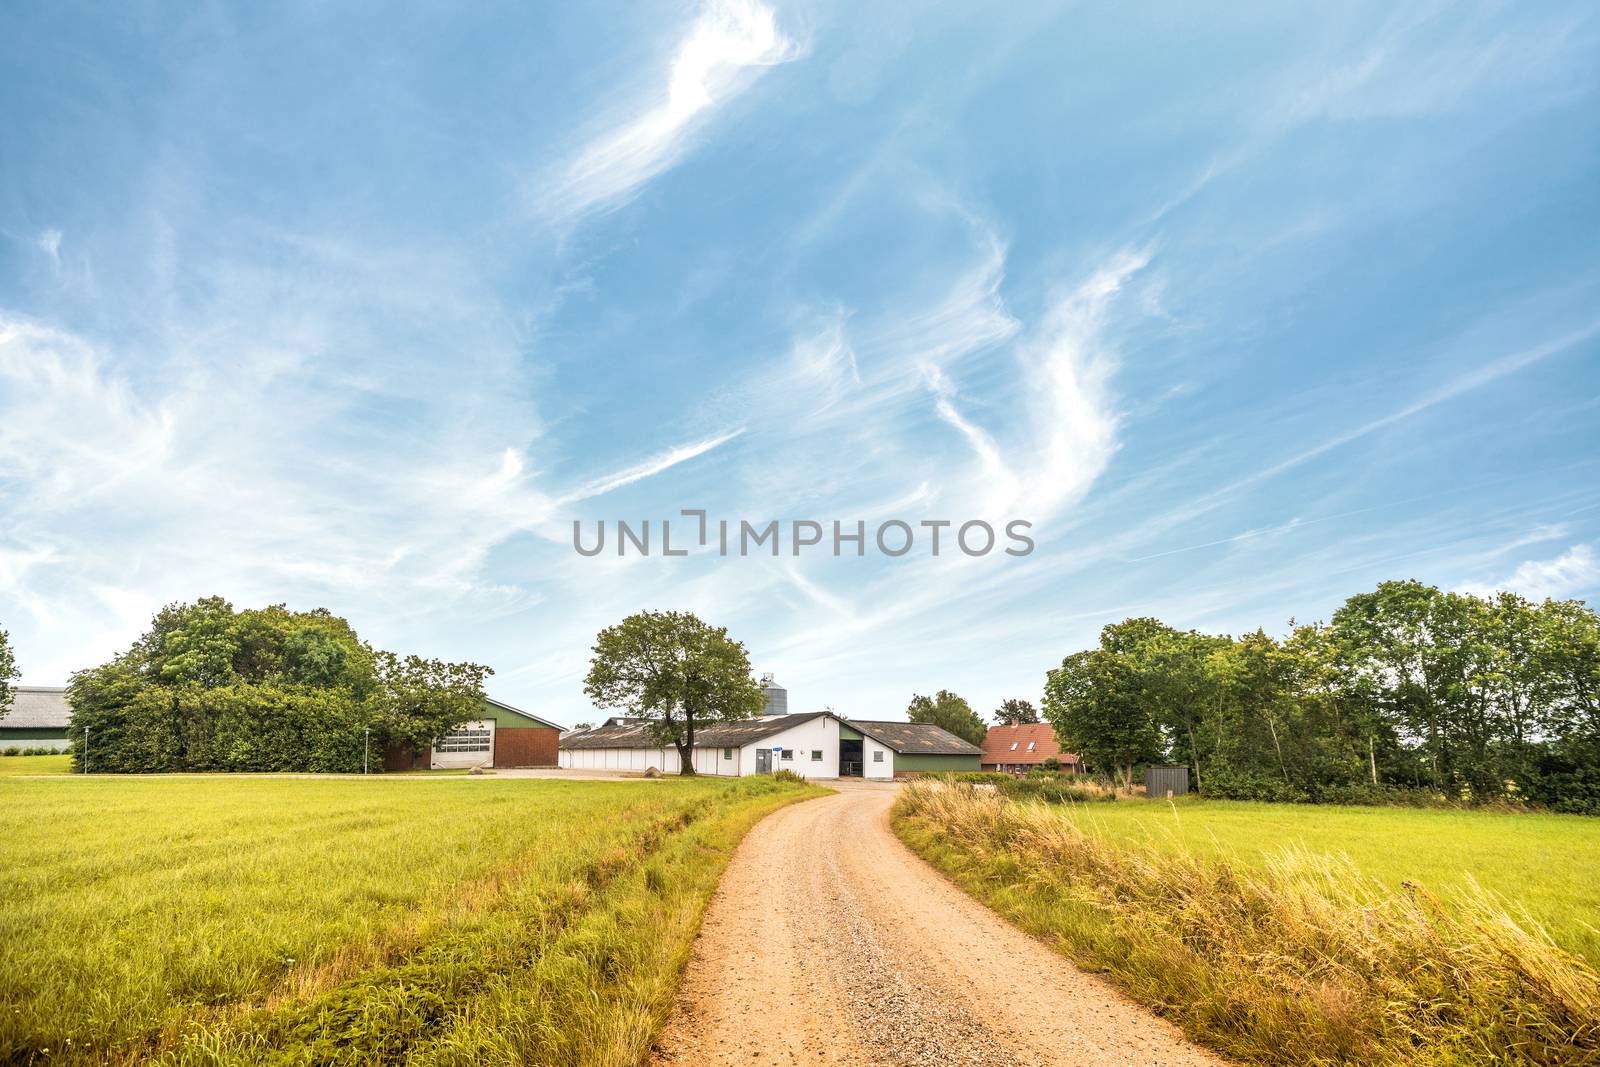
[980,722,1078,774]
[560,681,983,779]
[381,697,563,770]
[0,687,72,751]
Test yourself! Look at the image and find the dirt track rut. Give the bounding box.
[651,782,1228,1067]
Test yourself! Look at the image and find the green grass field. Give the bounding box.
[0,773,821,1065]
[0,753,71,775]
[1072,796,1600,961]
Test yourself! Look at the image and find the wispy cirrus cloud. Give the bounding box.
[562,427,746,503]
[538,0,802,225]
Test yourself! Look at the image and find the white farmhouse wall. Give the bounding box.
[742,716,841,779]
[863,738,895,779]
[560,746,681,773]
[561,714,850,778]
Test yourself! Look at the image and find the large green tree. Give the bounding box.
[65,597,487,773]
[907,689,988,746]
[1042,644,1164,789]
[582,610,766,776]
[993,698,1040,725]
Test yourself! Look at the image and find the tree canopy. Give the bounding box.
[907,689,988,746]
[582,610,766,776]
[1041,582,1600,812]
[993,698,1039,725]
[0,625,17,720]
[65,597,489,773]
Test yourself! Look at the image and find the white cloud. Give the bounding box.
[1020,249,1148,517]
[36,229,62,271]
[563,427,746,503]
[1462,544,1600,602]
[540,0,801,224]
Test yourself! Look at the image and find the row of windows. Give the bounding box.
[714,747,880,762]
[437,729,492,753]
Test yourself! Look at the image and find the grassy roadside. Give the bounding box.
[892,781,1600,1067]
[1,775,825,1065]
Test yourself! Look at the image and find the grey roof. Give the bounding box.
[560,711,830,750]
[2,686,72,730]
[485,697,564,732]
[847,720,985,756]
[558,710,981,757]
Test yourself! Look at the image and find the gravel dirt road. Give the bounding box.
[651,781,1229,1067]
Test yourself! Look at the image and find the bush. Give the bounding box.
[772,768,806,784]
[934,771,1116,804]
[942,771,1014,786]
[1524,766,1600,816]
[2,747,19,757]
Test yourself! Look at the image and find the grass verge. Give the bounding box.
[892,780,1600,1067]
[0,774,823,1065]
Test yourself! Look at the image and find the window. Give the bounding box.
[811,750,823,761]
[436,728,492,753]
[722,747,733,759]
[1027,741,1036,752]
[1009,742,1018,751]
[781,749,794,760]
[872,751,884,763]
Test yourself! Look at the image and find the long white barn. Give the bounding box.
[558,710,981,780]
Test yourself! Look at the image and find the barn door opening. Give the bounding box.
[838,738,863,777]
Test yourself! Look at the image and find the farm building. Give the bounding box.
[559,710,982,779]
[0,686,71,751]
[385,697,564,771]
[980,722,1078,774]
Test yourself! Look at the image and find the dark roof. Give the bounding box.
[847,720,984,756]
[980,723,1078,765]
[485,697,564,732]
[2,686,71,730]
[560,711,831,750]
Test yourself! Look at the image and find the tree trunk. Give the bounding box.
[1266,714,1289,784]
[1369,734,1378,786]
[1186,721,1203,793]
[677,715,697,776]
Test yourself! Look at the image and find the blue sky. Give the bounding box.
[2,1,1598,725]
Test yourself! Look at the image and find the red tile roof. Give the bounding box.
[980,723,1077,766]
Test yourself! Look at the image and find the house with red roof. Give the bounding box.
[980,722,1079,774]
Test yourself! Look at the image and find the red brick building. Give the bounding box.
[980,722,1078,774]
[384,697,563,771]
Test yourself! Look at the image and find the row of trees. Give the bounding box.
[63,597,490,773]
[1042,581,1600,812]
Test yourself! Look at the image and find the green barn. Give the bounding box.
[0,687,72,752]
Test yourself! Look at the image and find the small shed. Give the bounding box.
[1145,765,1190,798]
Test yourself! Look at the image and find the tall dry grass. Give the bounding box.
[893,780,1600,1067]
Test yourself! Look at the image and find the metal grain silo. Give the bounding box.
[759,673,788,717]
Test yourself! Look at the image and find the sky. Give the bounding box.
[2,1,1598,727]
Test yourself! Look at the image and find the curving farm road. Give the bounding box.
[651,781,1228,1067]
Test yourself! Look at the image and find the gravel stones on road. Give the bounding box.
[651,782,1228,1067]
